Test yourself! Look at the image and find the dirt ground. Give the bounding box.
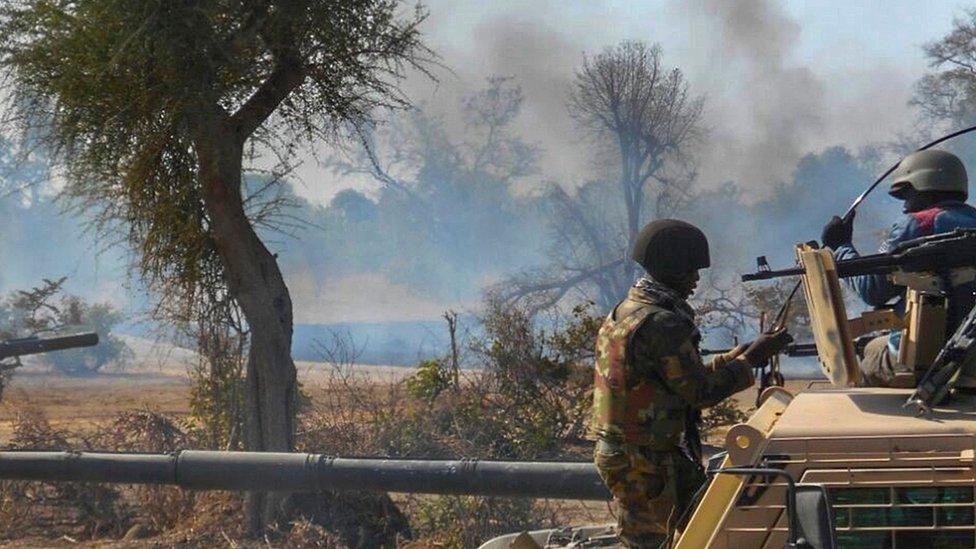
[0,369,816,444]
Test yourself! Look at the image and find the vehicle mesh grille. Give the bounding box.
[715,434,976,548]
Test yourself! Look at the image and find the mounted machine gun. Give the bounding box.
[0,332,100,371]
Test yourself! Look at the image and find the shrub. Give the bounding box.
[405,359,453,402]
[0,278,131,377]
[407,496,540,549]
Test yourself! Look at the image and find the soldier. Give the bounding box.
[590,219,792,548]
[822,149,976,386]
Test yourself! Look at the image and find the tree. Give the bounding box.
[0,0,430,532]
[504,41,704,312]
[913,9,976,125]
[324,77,543,295]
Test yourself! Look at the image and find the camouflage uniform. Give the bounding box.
[590,279,754,548]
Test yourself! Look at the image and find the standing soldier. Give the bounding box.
[590,219,791,548]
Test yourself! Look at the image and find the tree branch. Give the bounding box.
[230,55,306,140]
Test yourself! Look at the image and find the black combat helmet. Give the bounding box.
[631,219,710,277]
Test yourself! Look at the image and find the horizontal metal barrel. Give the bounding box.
[0,450,611,501]
[0,332,99,360]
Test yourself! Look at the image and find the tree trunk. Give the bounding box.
[195,123,298,534]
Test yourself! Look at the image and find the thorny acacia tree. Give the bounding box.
[504,42,704,312]
[0,0,430,531]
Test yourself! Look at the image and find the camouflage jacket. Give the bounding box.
[589,279,753,449]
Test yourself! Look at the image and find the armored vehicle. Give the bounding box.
[480,233,976,548]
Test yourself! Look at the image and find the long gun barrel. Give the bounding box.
[0,450,610,500]
[702,343,818,358]
[741,228,976,282]
[0,332,99,361]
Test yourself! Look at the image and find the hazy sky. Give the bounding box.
[286,0,965,205]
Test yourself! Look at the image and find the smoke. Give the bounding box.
[684,0,825,189]
[393,7,585,190]
[2,2,953,344]
[677,0,913,192]
[356,0,921,201]
[287,272,464,324]
[274,0,938,329]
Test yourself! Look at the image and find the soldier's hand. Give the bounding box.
[740,328,793,368]
[709,343,748,370]
[821,211,855,249]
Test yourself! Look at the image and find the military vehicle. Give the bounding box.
[481,230,976,548]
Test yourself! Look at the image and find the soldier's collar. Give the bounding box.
[631,278,695,320]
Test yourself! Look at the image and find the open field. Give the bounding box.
[0,365,416,440]
[0,367,816,447]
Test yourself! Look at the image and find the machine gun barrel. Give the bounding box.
[0,450,611,500]
[0,333,99,361]
[741,229,976,283]
[702,343,818,358]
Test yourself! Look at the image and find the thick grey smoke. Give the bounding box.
[277,0,934,328]
[363,0,920,199]
[677,0,913,191]
[394,7,586,190]
[685,0,825,189]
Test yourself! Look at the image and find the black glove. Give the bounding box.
[821,211,855,249]
[740,328,793,368]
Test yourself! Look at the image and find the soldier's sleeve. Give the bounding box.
[633,312,753,410]
[833,220,909,307]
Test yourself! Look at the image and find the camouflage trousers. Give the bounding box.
[594,441,705,549]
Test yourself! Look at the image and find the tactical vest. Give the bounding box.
[589,292,692,448]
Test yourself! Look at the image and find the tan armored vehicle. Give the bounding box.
[482,232,976,548]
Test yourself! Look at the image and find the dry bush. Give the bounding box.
[0,480,37,539]
[0,408,215,541]
[287,492,411,548]
[160,491,246,544]
[4,409,131,539]
[283,518,344,548]
[91,411,197,532]
[298,301,602,546]
[404,496,541,549]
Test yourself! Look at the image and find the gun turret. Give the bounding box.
[0,332,99,362]
[742,228,976,284]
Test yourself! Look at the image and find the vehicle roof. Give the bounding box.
[770,388,976,438]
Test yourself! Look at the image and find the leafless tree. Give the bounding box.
[502,41,704,312]
[913,9,976,125]
[334,76,538,197]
